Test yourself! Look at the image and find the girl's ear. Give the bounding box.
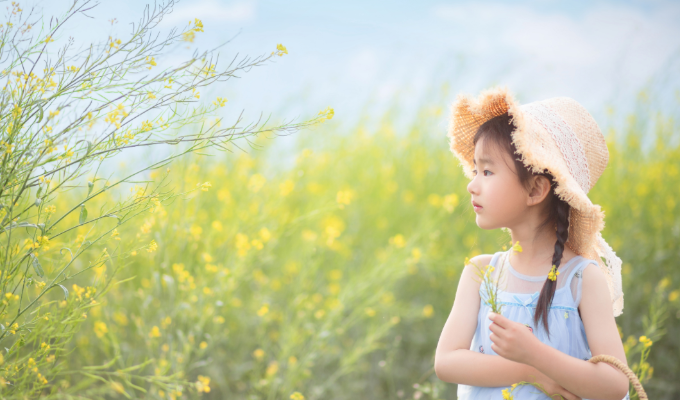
[526,175,551,206]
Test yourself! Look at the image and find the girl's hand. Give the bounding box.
[488,312,542,365]
[489,313,582,400]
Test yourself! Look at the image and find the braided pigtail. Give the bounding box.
[533,190,571,337]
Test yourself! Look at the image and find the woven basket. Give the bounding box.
[588,354,647,399]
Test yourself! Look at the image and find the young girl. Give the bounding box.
[434,87,630,400]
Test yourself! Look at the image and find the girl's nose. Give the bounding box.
[467,177,478,195]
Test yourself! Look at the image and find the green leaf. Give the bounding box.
[87,181,94,196]
[60,247,73,260]
[79,205,88,225]
[36,104,44,124]
[3,222,40,232]
[30,254,44,278]
[58,284,68,300]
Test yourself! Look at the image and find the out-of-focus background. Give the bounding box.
[39,0,680,163]
[7,0,680,398]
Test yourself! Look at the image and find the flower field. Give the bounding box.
[6,93,672,399]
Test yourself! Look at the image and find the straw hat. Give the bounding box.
[447,85,624,317]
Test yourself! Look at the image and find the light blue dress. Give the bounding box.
[456,250,629,400]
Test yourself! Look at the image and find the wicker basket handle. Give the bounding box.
[588,354,648,400]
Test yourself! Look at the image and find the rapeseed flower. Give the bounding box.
[149,326,161,338]
[196,375,210,393]
[548,265,560,281]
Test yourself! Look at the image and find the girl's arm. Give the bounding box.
[488,263,629,400]
[434,256,577,396]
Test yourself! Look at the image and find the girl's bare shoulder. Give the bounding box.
[465,254,494,270]
[459,254,495,286]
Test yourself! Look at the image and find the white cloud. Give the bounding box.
[160,0,257,27]
[430,1,680,106]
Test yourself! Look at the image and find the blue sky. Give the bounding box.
[29,0,680,166]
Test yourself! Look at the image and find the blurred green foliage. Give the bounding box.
[26,91,679,399]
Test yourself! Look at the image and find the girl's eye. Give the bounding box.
[483,170,492,176]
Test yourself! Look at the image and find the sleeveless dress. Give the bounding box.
[457,250,630,400]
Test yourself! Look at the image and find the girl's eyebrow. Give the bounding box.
[473,157,495,165]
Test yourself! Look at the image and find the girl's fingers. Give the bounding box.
[490,343,502,356]
[488,321,501,334]
[489,332,498,343]
[488,312,508,328]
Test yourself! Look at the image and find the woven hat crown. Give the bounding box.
[517,97,609,194]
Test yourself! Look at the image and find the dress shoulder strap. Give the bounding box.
[564,257,598,288]
[565,257,600,306]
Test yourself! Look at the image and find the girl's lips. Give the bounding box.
[472,201,482,212]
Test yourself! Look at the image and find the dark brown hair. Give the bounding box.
[473,112,570,336]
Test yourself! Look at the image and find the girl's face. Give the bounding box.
[466,137,530,230]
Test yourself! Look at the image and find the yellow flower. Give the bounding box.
[276,43,288,56]
[388,234,406,248]
[193,18,204,32]
[318,106,334,120]
[147,239,158,252]
[511,240,523,253]
[669,290,680,302]
[279,180,294,196]
[548,265,560,281]
[251,239,264,250]
[235,233,251,257]
[443,193,459,213]
[257,304,269,316]
[290,392,304,400]
[336,190,353,209]
[639,335,653,347]
[502,388,514,400]
[213,97,227,107]
[141,120,153,132]
[145,56,157,69]
[259,227,272,243]
[423,304,434,318]
[183,31,196,42]
[266,360,279,376]
[196,375,210,393]
[149,326,161,338]
[94,321,108,338]
[253,348,265,359]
